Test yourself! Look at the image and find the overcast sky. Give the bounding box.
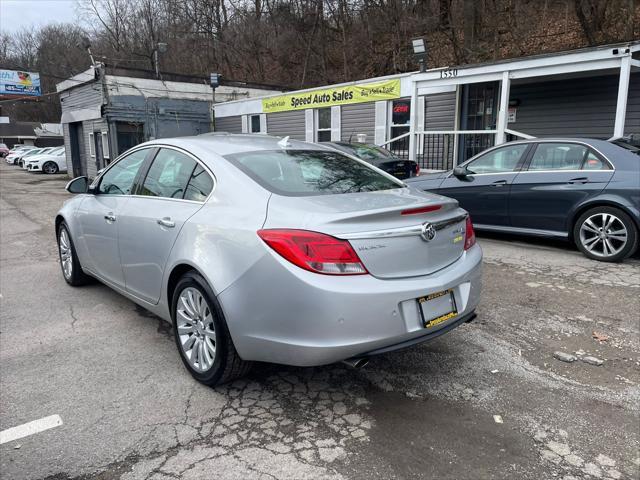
[1,0,79,33]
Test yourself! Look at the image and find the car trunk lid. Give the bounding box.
[263,188,468,278]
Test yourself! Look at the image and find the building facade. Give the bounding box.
[214,42,640,170]
[56,66,282,178]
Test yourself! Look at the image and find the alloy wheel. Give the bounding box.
[59,229,73,279]
[176,287,217,372]
[579,213,628,258]
[44,162,57,174]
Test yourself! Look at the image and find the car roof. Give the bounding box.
[139,133,330,157]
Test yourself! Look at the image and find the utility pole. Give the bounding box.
[210,73,221,132]
[154,43,168,80]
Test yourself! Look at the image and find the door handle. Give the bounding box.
[568,177,589,184]
[491,180,508,187]
[157,217,175,228]
[104,213,116,222]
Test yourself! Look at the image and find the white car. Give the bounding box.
[26,147,67,174]
[21,147,56,169]
[5,146,36,165]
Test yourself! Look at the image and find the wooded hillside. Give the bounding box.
[1,0,638,121]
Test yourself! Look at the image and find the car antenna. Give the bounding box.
[278,136,291,149]
[348,131,354,143]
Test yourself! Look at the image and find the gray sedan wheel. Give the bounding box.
[574,207,638,262]
[57,222,92,286]
[176,287,218,373]
[43,161,59,174]
[171,271,252,386]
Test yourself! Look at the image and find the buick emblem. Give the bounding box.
[420,222,437,242]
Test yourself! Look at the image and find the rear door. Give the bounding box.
[509,142,614,233]
[436,143,531,226]
[118,147,214,304]
[76,148,150,286]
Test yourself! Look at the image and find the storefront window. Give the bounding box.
[316,108,332,142]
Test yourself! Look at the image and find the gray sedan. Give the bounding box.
[56,134,482,386]
[407,138,640,262]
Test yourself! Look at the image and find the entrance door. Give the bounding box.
[459,83,499,163]
[116,122,145,155]
[68,122,85,177]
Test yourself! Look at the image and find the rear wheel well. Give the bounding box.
[569,202,638,241]
[167,264,198,309]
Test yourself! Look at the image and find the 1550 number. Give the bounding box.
[439,68,458,79]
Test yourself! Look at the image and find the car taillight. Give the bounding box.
[414,163,420,176]
[257,229,368,275]
[401,204,441,216]
[464,216,476,250]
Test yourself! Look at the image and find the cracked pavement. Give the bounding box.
[0,163,638,479]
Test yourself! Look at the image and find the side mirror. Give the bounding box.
[65,176,89,194]
[453,165,470,178]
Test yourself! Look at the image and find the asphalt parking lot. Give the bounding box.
[1,162,639,480]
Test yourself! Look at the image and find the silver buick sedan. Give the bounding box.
[56,134,482,386]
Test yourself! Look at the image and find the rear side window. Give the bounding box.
[528,143,610,171]
[582,151,607,170]
[184,165,214,201]
[528,143,586,170]
[139,149,197,199]
[225,149,402,196]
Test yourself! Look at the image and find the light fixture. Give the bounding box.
[411,38,428,72]
[412,38,426,55]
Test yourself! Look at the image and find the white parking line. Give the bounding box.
[0,415,63,445]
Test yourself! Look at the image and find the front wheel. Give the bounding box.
[172,272,252,386]
[573,207,638,262]
[57,222,92,285]
[43,161,59,174]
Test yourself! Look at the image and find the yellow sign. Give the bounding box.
[262,79,401,113]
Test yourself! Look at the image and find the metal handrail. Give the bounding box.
[413,130,497,135]
[504,128,535,139]
[377,131,411,147]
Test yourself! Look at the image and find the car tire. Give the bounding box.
[573,206,638,262]
[57,222,92,286]
[43,161,59,174]
[171,271,252,386]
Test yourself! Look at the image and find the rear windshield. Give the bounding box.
[350,144,394,161]
[225,149,403,196]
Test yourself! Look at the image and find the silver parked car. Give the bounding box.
[56,134,482,386]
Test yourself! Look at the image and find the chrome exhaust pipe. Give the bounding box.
[341,357,369,369]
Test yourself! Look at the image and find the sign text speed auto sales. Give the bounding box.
[262,79,401,113]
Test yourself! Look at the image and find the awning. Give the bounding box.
[60,107,102,124]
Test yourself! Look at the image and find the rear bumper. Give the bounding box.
[218,243,482,366]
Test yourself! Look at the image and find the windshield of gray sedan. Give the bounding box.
[225,150,403,196]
